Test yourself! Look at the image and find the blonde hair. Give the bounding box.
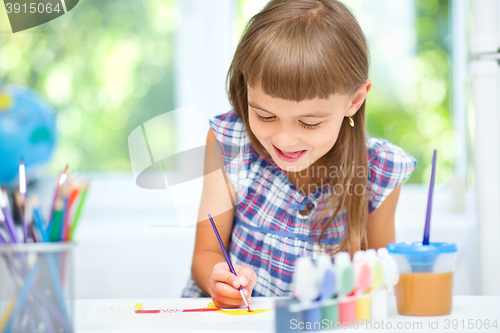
[227,0,370,255]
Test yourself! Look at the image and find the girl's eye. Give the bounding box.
[255,112,275,122]
[300,122,320,129]
[254,109,320,129]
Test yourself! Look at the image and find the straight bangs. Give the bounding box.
[240,3,368,101]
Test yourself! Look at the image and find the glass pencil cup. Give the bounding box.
[0,242,75,333]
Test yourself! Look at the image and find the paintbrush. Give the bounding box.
[207,213,251,312]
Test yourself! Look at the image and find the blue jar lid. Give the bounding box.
[387,242,457,255]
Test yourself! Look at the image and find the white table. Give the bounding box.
[75,296,500,333]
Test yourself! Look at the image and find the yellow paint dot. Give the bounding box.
[218,309,273,316]
[134,303,143,311]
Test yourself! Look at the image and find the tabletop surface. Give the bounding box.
[75,296,500,333]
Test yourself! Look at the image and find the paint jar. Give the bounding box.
[0,242,75,333]
[338,294,356,325]
[387,242,457,316]
[274,298,304,333]
[321,298,339,328]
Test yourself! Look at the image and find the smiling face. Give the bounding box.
[248,81,367,173]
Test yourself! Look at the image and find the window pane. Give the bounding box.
[0,0,177,172]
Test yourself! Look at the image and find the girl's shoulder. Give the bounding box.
[366,134,417,171]
[209,110,256,184]
[209,110,253,154]
[209,110,248,145]
[365,134,418,213]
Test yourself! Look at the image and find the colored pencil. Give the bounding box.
[14,191,27,243]
[3,260,40,333]
[0,169,88,333]
[207,213,251,312]
[49,199,64,242]
[60,186,71,242]
[0,187,19,243]
[19,159,28,242]
[44,254,73,327]
[30,198,48,242]
[47,165,68,229]
[0,229,6,244]
[69,180,89,241]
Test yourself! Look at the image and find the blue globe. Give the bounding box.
[0,84,57,187]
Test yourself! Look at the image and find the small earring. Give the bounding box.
[349,116,354,127]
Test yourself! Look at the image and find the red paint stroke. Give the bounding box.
[182,308,221,312]
[135,310,160,314]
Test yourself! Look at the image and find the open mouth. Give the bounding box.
[272,144,307,163]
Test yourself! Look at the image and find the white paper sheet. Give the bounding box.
[85,298,275,326]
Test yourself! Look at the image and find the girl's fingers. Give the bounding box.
[235,266,257,288]
[212,265,240,288]
[212,263,257,300]
[209,285,252,307]
[213,281,251,299]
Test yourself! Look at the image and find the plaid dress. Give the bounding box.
[181,110,417,297]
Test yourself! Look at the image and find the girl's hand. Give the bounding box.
[209,262,257,308]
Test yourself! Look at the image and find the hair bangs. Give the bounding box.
[241,9,360,102]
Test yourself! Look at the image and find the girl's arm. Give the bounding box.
[190,129,256,307]
[365,183,402,249]
[191,129,236,294]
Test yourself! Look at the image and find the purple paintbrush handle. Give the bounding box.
[208,214,238,276]
[423,150,437,245]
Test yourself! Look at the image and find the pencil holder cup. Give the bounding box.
[0,242,75,333]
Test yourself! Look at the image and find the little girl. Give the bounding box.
[181,0,417,308]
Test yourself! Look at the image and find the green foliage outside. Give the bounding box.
[364,0,452,184]
[0,0,176,172]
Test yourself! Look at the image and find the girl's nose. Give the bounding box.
[273,125,297,148]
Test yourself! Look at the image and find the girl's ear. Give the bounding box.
[344,79,372,117]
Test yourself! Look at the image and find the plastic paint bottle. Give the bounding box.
[335,252,355,326]
[366,249,386,320]
[353,250,372,321]
[294,256,321,329]
[376,248,400,318]
[316,255,338,326]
